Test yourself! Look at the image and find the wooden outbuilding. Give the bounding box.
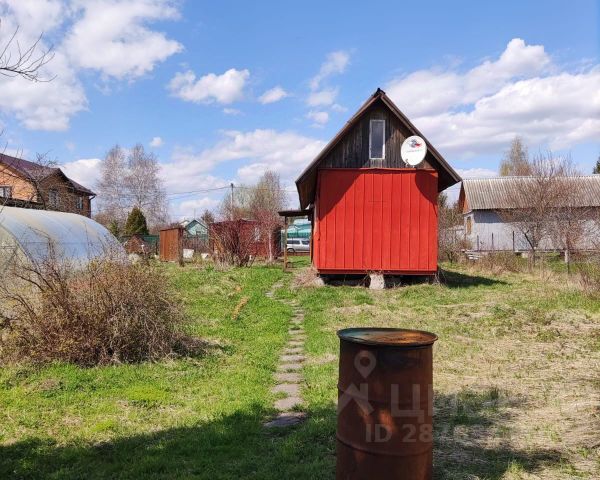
[159,226,184,263]
[210,219,281,259]
[294,88,461,276]
[123,234,159,256]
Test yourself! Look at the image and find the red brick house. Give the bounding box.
[0,153,95,217]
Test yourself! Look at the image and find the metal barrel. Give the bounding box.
[336,328,438,480]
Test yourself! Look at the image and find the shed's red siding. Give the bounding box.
[314,169,438,274]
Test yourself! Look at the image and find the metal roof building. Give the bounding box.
[458,176,600,252]
[459,176,600,211]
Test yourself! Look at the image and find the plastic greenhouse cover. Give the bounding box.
[0,206,124,268]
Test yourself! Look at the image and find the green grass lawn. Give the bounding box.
[1,260,599,479]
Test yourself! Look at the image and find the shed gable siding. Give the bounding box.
[321,104,434,171]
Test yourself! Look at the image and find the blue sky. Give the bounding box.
[0,0,598,219]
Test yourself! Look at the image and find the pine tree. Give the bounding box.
[124,207,149,236]
[593,155,600,174]
[107,219,120,238]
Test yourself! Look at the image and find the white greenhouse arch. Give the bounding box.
[0,207,124,273]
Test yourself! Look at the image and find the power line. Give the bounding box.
[165,186,231,198]
[166,184,297,200]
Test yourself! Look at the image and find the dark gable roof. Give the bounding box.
[295,88,461,209]
[461,176,600,211]
[0,152,96,196]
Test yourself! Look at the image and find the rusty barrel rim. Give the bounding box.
[337,327,438,347]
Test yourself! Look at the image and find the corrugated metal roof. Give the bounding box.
[462,176,600,211]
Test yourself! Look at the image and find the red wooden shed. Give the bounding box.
[295,89,461,276]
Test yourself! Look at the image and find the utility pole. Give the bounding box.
[230,183,234,220]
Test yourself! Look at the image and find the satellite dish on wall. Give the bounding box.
[401,136,427,166]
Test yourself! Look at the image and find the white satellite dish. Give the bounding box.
[401,135,427,166]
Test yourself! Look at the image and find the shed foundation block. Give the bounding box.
[369,273,385,290]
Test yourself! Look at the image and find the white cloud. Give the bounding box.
[59,157,102,188]
[0,0,182,131]
[310,50,350,90]
[0,2,86,130]
[457,167,498,179]
[231,130,326,184]
[307,87,339,107]
[150,136,163,147]
[385,39,600,156]
[331,103,347,113]
[0,50,87,131]
[161,129,325,193]
[108,129,323,216]
[64,0,183,79]
[174,197,220,219]
[168,68,250,104]
[304,50,350,124]
[259,86,289,104]
[2,0,65,33]
[223,107,241,115]
[306,110,329,126]
[386,39,550,117]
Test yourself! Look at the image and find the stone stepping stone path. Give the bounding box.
[264,280,307,428]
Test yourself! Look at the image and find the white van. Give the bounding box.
[286,238,310,253]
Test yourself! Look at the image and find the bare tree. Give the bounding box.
[0,22,54,81]
[96,146,128,223]
[248,171,286,262]
[546,159,600,273]
[438,192,469,263]
[210,220,258,268]
[124,144,168,227]
[498,151,571,268]
[211,172,287,265]
[95,144,169,231]
[200,209,215,225]
[499,136,532,176]
[217,184,252,221]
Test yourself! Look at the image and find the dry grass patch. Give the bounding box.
[300,264,600,479]
[0,257,201,366]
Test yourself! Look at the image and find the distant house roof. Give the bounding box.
[295,88,462,209]
[460,176,600,211]
[124,233,159,245]
[0,153,96,196]
[182,218,208,233]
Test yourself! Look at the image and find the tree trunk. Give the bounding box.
[268,231,273,262]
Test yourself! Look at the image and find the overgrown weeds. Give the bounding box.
[577,261,600,298]
[0,253,197,366]
[469,252,526,275]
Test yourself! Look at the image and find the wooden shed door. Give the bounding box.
[159,227,183,262]
[314,169,438,274]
